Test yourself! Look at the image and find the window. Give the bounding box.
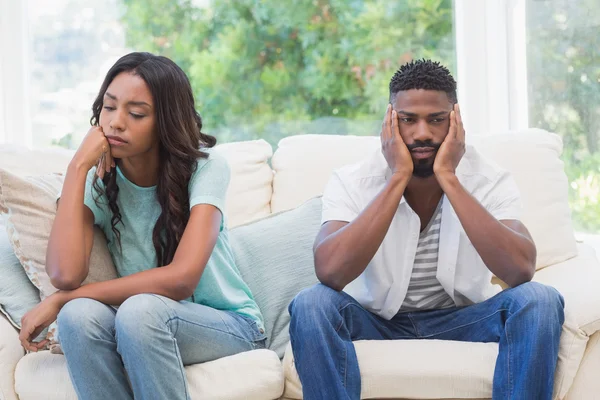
[25,0,455,148]
[28,0,129,148]
[526,0,600,234]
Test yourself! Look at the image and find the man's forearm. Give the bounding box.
[437,173,536,286]
[315,173,409,291]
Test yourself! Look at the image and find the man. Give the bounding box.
[288,59,565,400]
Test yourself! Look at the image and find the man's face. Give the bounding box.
[391,89,453,178]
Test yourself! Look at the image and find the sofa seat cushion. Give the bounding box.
[0,313,23,400]
[283,339,498,399]
[533,244,600,336]
[15,349,284,400]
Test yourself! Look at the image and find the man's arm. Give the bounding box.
[315,173,409,291]
[433,104,535,287]
[438,173,536,287]
[315,105,413,291]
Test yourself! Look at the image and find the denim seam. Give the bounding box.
[165,316,255,345]
[418,308,509,338]
[143,295,188,398]
[407,313,420,337]
[506,312,513,400]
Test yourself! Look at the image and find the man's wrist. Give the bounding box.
[435,171,459,191]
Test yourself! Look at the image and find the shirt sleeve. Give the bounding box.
[82,167,109,229]
[189,151,230,229]
[321,170,360,225]
[485,170,523,221]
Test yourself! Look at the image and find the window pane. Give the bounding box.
[28,0,129,148]
[526,0,600,234]
[28,0,455,148]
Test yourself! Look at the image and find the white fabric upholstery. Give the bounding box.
[468,130,578,268]
[271,135,379,213]
[283,339,498,399]
[565,331,600,400]
[534,243,600,336]
[214,140,274,227]
[0,313,23,400]
[14,349,284,400]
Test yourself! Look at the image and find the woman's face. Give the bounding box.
[99,72,158,159]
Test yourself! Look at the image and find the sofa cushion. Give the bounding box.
[14,349,284,400]
[214,140,274,227]
[0,170,118,343]
[469,129,578,269]
[0,228,41,331]
[283,339,498,399]
[0,313,23,400]
[270,130,577,269]
[229,197,321,358]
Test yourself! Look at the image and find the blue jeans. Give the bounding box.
[58,294,266,400]
[289,282,565,400]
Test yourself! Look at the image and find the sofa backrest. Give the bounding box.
[269,129,578,269]
[0,130,579,269]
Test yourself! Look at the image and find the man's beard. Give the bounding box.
[406,140,442,178]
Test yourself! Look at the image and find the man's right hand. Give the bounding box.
[380,104,413,178]
[71,126,113,178]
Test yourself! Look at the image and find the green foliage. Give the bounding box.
[120,0,454,143]
[526,0,600,232]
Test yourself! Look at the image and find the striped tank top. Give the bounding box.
[401,198,455,311]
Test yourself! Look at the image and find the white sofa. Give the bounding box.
[1,129,599,400]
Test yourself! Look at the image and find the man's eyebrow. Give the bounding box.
[397,110,418,117]
[396,110,449,117]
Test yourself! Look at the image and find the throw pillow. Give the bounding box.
[0,226,46,340]
[229,197,321,358]
[0,168,118,344]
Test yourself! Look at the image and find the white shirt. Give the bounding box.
[321,145,523,320]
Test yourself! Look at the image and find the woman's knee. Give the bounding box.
[115,294,172,339]
[58,298,115,341]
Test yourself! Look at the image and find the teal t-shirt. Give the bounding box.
[83,149,264,331]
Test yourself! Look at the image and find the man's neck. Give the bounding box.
[404,175,444,214]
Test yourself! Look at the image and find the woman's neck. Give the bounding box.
[117,147,160,188]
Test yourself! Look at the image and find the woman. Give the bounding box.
[19,52,266,399]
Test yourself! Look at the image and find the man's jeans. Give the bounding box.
[58,294,266,400]
[289,282,564,400]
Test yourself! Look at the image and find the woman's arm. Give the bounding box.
[20,204,220,350]
[56,203,221,305]
[46,126,113,289]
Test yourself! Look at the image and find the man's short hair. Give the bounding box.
[389,59,457,104]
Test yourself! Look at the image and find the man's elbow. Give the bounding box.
[507,261,535,288]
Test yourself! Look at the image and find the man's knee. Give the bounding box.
[510,281,565,324]
[289,283,348,323]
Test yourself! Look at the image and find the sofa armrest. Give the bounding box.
[534,243,600,336]
[0,312,24,400]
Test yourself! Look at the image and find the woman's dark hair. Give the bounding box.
[91,52,217,266]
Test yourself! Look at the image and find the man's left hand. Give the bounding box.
[434,103,466,183]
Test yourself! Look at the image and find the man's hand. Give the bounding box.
[434,103,465,183]
[381,104,413,178]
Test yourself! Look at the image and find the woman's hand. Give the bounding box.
[19,292,67,352]
[71,126,114,178]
